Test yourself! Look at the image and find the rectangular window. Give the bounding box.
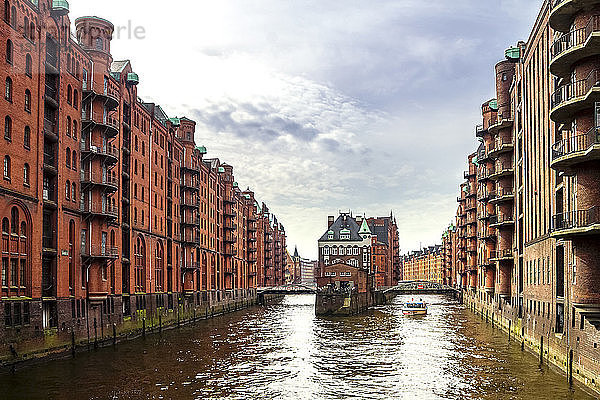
[4,303,11,326]
[556,303,564,333]
[1,257,7,286]
[23,302,29,324]
[10,259,17,286]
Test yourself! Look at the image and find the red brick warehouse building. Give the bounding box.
[0,0,287,357]
[443,0,600,394]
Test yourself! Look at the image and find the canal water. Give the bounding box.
[0,294,595,400]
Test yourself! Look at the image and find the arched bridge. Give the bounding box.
[258,284,317,295]
[384,281,459,295]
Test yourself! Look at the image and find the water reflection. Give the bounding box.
[0,294,594,400]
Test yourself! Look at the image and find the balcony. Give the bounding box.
[465,200,477,211]
[478,190,493,203]
[181,215,200,227]
[489,213,515,229]
[224,234,236,243]
[457,196,466,203]
[488,113,514,135]
[478,168,493,182]
[80,143,119,164]
[180,178,199,192]
[490,249,514,262]
[551,127,600,170]
[223,196,235,204]
[181,198,200,208]
[43,118,59,142]
[487,137,514,158]
[551,69,600,124]
[248,223,257,232]
[80,203,118,220]
[224,222,237,231]
[464,170,476,179]
[551,7,600,62]
[478,228,497,241]
[475,124,487,138]
[81,245,118,260]
[181,233,199,245]
[43,152,57,174]
[44,84,59,108]
[224,209,237,218]
[490,162,514,180]
[552,206,600,238]
[180,162,200,175]
[82,86,119,111]
[82,112,119,138]
[81,171,119,192]
[467,245,477,253]
[223,248,238,257]
[489,187,515,204]
[182,263,199,271]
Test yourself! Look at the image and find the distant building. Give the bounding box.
[401,246,443,283]
[300,259,316,286]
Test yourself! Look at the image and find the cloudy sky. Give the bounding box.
[71,0,541,259]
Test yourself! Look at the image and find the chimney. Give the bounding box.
[356,215,363,224]
[328,216,334,228]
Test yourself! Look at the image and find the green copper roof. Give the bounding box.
[505,46,520,60]
[127,72,139,85]
[218,167,225,173]
[52,0,69,11]
[358,218,371,235]
[233,182,239,188]
[196,146,207,154]
[489,99,498,110]
[169,117,180,126]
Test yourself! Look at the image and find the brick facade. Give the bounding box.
[0,0,286,358]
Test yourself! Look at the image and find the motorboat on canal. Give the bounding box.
[402,300,427,316]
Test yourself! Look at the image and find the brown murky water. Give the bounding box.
[0,294,595,399]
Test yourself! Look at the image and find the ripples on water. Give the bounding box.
[0,295,595,400]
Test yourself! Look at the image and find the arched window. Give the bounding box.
[72,120,77,140]
[23,16,28,37]
[10,207,17,234]
[65,147,70,168]
[65,180,70,200]
[24,89,30,112]
[72,150,76,169]
[23,126,30,148]
[71,182,76,200]
[3,1,8,23]
[2,206,29,296]
[68,220,75,292]
[5,77,12,101]
[66,57,71,73]
[29,22,34,42]
[76,61,79,78]
[95,37,103,50]
[73,90,78,109]
[134,236,146,292]
[9,5,15,27]
[134,207,137,223]
[23,163,28,186]
[66,116,71,137]
[5,39,12,64]
[25,54,32,76]
[66,85,72,104]
[155,241,164,292]
[4,115,11,139]
[3,155,10,180]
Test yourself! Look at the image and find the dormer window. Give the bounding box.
[327,230,334,240]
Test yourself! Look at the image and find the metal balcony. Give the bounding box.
[475,124,487,138]
[81,171,119,192]
[490,249,514,262]
[550,0,600,35]
[181,178,199,192]
[490,214,515,229]
[81,245,118,260]
[487,137,514,158]
[489,188,515,204]
[82,86,119,111]
[488,114,514,135]
[490,162,514,180]
[551,69,600,124]
[551,126,600,170]
[181,198,200,208]
[181,162,200,175]
[224,222,237,231]
[82,112,120,138]
[80,143,119,164]
[552,206,600,238]
[80,203,118,220]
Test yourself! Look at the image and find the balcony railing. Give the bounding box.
[551,69,600,110]
[81,171,119,189]
[80,143,119,160]
[551,15,600,59]
[552,127,600,161]
[81,245,118,259]
[82,111,120,135]
[552,206,600,233]
[490,249,514,260]
[80,203,118,218]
